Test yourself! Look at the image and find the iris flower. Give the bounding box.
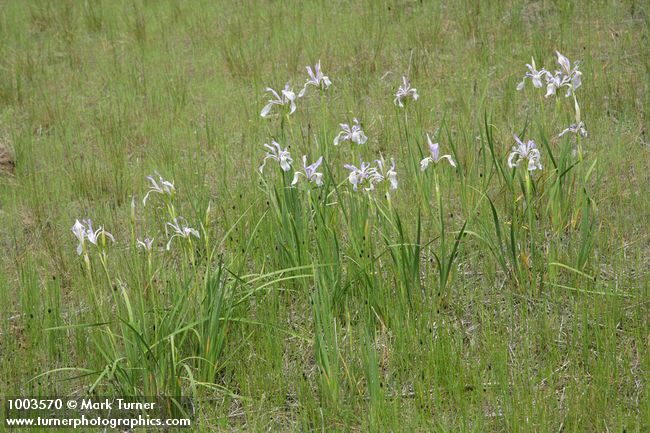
[137,237,154,251]
[394,76,419,107]
[166,218,200,250]
[517,52,582,98]
[143,173,175,206]
[368,156,398,191]
[260,83,297,118]
[344,159,372,191]
[543,71,564,97]
[72,219,115,255]
[420,134,456,171]
[259,140,293,173]
[516,58,547,90]
[546,52,582,97]
[508,134,543,172]
[556,51,582,94]
[291,155,324,187]
[559,122,588,138]
[298,61,332,97]
[334,118,368,146]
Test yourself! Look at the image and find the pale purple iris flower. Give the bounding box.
[559,122,588,138]
[547,52,582,97]
[344,159,372,191]
[555,51,582,95]
[166,218,200,250]
[394,76,419,107]
[516,58,547,90]
[544,71,564,97]
[143,173,175,206]
[260,83,297,117]
[298,61,332,97]
[420,134,456,171]
[72,219,115,255]
[508,134,543,172]
[517,51,582,98]
[291,155,324,187]
[137,237,154,252]
[334,118,368,146]
[259,140,293,173]
[368,155,398,191]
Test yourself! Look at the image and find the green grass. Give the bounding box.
[0,0,648,431]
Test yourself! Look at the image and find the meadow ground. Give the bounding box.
[0,0,648,431]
